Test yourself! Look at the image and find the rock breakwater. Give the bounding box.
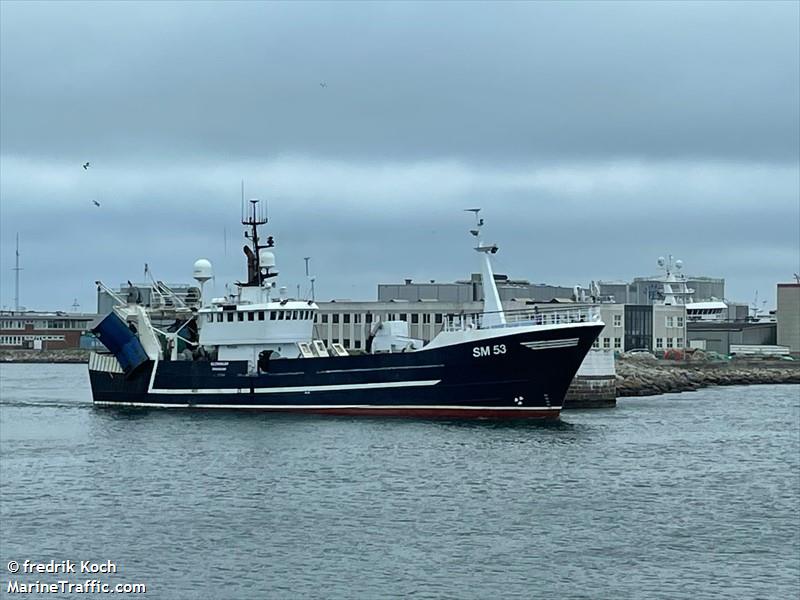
[616,354,799,397]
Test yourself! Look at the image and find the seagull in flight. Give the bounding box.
[83,162,90,170]
[319,82,327,88]
[92,200,101,207]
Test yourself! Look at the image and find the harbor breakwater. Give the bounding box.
[614,354,800,398]
[0,349,90,363]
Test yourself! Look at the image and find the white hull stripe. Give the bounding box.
[94,401,561,411]
[147,379,442,395]
[521,338,579,350]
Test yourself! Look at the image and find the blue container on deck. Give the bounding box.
[92,312,149,375]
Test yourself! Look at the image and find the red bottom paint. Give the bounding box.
[254,407,562,419]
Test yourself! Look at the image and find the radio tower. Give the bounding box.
[13,233,22,311]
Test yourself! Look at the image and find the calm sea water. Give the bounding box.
[0,363,798,599]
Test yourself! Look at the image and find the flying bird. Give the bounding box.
[83,162,90,170]
[92,200,101,207]
[319,82,327,88]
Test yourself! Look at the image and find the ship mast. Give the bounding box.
[242,199,272,287]
[466,209,506,327]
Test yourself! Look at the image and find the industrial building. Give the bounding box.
[0,311,97,350]
[378,275,575,304]
[316,274,687,355]
[599,275,725,304]
[777,283,800,355]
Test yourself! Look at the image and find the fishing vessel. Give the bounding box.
[88,202,603,419]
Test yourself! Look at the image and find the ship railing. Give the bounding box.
[443,305,601,332]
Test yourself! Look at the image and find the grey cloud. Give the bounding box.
[1,2,798,313]
[1,1,798,163]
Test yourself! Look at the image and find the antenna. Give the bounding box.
[304,257,314,301]
[71,298,80,312]
[13,233,22,311]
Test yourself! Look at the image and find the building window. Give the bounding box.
[613,314,622,327]
[343,338,350,348]
[258,311,265,321]
[343,314,350,324]
[248,312,255,321]
[354,339,361,349]
[354,314,361,324]
[656,338,663,349]
[592,339,600,349]
[321,314,328,323]
[399,314,407,321]
[435,314,443,324]
[677,337,684,348]
[603,337,610,349]
[666,337,674,348]
[365,313,372,323]
[614,337,621,349]
[666,316,674,328]
[332,314,339,324]
[423,314,431,324]
[411,314,419,324]
[677,317,684,328]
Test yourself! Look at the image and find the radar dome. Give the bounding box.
[675,259,683,270]
[193,259,213,283]
[657,256,665,267]
[259,250,276,268]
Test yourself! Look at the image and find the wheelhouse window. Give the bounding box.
[248,312,255,321]
[237,312,244,322]
[216,313,223,322]
[270,311,277,320]
[258,311,265,321]
[226,313,234,322]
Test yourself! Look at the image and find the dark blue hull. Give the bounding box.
[89,323,602,419]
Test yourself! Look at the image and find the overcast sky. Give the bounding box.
[1,1,798,312]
